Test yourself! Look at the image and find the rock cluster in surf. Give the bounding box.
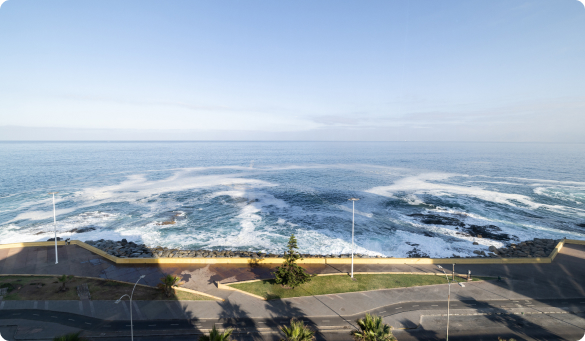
[80,239,387,259]
[480,238,560,258]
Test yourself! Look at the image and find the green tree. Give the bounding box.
[199,325,233,341]
[351,313,396,341]
[52,332,88,341]
[157,274,181,297]
[280,318,315,341]
[497,338,517,341]
[272,234,312,288]
[56,275,74,292]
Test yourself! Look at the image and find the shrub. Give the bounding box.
[199,325,233,341]
[351,313,396,341]
[157,274,181,297]
[52,332,88,341]
[280,318,315,341]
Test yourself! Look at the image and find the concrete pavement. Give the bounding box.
[1,243,585,340]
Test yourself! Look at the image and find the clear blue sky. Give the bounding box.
[1,0,584,141]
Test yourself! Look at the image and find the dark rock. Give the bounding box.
[409,214,465,227]
[464,225,513,241]
[67,226,97,234]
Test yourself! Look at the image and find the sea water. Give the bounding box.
[0,141,584,258]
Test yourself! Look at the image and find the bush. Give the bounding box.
[52,332,88,341]
[157,274,181,297]
[272,234,312,289]
[351,313,396,341]
[199,325,233,341]
[280,318,315,341]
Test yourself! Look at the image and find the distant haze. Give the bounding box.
[1,0,584,142]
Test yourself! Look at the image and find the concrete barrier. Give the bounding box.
[2,239,584,266]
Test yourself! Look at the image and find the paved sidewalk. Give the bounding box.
[1,243,585,340]
[3,244,585,300]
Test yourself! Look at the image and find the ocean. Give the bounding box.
[1,141,584,258]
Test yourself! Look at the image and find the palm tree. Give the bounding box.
[280,318,315,341]
[52,332,88,341]
[198,325,233,341]
[157,274,181,297]
[351,313,396,341]
[56,275,74,292]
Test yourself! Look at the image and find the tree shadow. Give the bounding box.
[217,299,258,337]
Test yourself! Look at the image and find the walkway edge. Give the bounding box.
[0,273,224,301]
[1,239,583,265]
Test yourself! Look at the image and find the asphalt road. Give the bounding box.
[1,298,585,340]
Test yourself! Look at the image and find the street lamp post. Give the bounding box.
[348,198,360,279]
[115,275,145,341]
[437,264,465,341]
[48,192,59,264]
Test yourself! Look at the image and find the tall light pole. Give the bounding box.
[48,192,59,264]
[437,265,465,341]
[348,198,360,279]
[116,275,145,341]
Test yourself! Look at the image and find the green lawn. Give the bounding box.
[230,274,491,300]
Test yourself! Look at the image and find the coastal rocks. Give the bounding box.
[406,242,430,258]
[408,214,465,227]
[409,213,516,242]
[67,226,96,234]
[80,239,391,259]
[470,238,559,259]
[463,225,513,242]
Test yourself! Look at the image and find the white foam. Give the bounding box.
[367,173,570,211]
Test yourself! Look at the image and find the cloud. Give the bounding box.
[578,0,585,9]
[0,0,8,9]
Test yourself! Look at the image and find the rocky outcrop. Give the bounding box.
[408,214,465,227]
[82,239,390,259]
[476,238,560,259]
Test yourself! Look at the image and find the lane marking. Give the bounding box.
[432,305,438,307]
[395,307,402,309]
[33,314,39,316]
[379,311,386,313]
[412,305,419,307]
[322,320,330,323]
[85,323,91,325]
[148,324,156,326]
[51,316,58,318]
[68,319,75,321]
[171,324,179,326]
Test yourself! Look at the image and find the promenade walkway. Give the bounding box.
[1,243,585,340]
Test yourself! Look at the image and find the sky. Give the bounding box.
[0,0,584,141]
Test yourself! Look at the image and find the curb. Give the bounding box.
[0,273,223,301]
[1,238,582,265]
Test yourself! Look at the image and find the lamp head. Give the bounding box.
[348,198,360,201]
[140,275,145,279]
[115,299,121,304]
[458,282,465,287]
[437,265,443,269]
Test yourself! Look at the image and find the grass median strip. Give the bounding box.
[0,275,212,301]
[229,274,492,300]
